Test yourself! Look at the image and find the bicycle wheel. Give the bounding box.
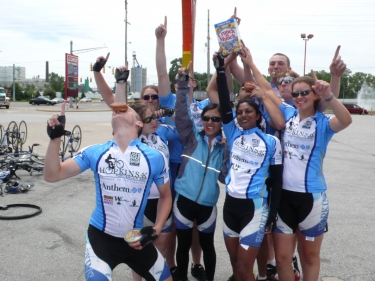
[59,135,66,160]
[18,120,27,145]
[0,204,42,220]
[71,125,82,152]
[7,121,18,149]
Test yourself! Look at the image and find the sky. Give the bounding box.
[1,0,374,90]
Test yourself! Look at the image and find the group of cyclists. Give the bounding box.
[44,10,351,281]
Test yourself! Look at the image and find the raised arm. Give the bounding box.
[206,51,236,104]
[311,70,352,132]
[318,45,346,112]
[175,68,195,146]
[44,103,81,182]
[155,16,171,97]
[93,53,115,105]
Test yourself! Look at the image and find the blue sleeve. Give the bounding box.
[73,145,97,172]
[279,102,296,121]
[152,152,170,186]
[159,92,176,108]
[157,124,179,142]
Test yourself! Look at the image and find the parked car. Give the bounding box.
[342,103,368,115]
[52,97,65,103]
[80,97,92,102]
[29,97,57,106]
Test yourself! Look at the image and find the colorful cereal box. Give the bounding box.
[214,18,242,55]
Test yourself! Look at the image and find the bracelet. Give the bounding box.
[324,92,334,102]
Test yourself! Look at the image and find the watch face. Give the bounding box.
[124,229,142,243]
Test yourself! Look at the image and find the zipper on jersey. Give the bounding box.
[195,149,211,203]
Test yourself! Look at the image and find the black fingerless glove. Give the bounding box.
[47,115,66,140]
[93,58,106,72]
[266,209,278,232]
[160,107,175,117]
[115,68,129,83]
[213,52,225,70]
[139,226,158,247]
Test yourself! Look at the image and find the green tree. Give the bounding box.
[9,82,24,100]
[168,58,182,93]
[44,88,57,99]
[24,83,36,100]
[49,72,65,92]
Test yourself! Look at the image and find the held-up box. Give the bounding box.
[214,18,242,55]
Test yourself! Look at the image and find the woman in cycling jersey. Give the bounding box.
[173,67,225,281]
[130,103,179,281]
[267,70,352,281]
[215,56,283,281]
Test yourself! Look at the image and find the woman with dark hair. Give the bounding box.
[266,71,352,281]
[173,67,225,281]
[215,58,283,281]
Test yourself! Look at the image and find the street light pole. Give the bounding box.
[301,33,314,76]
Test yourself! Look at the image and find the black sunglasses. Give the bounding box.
[202,116,222,122]
[143,94,159,101]
[291,89,312,98]
[142,114,156,124]
[278,77,295,85]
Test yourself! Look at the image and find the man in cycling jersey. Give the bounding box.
[44,98,173,281]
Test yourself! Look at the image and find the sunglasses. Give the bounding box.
[142,114,156,124]
[291,89,312,98]
[278,77,295,85]
[202,116,222,122]
[142,94,159,101]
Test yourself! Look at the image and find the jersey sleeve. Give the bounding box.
[270,136,282,165]
[279,102,296,122]
[73,145,97,172]
[152,151,170,186]
[157,124,179,142]
[159,92,176,108]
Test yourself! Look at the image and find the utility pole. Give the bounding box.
[13,64,15,101]
[125,1,131,65]
[207,9,210,83]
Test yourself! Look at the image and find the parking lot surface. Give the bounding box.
[1,104,374,281]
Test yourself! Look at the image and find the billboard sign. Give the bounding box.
[65,53,79,98]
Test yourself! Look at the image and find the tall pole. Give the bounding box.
[303,40,307,76]
[207,9,210,83]
[12,64,15,101]
[125,0,128,65]
[70,41,73,54]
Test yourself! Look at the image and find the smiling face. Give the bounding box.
[277,75,294,103]
[141,108,157,136]
[268,54,290,79]
[236,101,261,130]
[202,108,222,138]
[291,82,319,112]
[141,86,159,111]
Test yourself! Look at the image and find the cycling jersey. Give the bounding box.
[223,122,282,199]
[280,104,335,193]
[73,138,169,238]
[190,98,211,130]
[139,124,179,199]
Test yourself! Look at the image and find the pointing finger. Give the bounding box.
[234,7,237,17]
[164,16,167,27]
[186,61,192,73]
[311,69,318,81]
[61,101,66,116]
[332,45,340,61]
[105,52,110,61]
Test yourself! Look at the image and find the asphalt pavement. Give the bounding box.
[0,103,374,281]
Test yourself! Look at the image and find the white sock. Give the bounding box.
[268,258,276,266]
[257,276,267,280]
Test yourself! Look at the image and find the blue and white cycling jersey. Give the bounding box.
[223,121,282,199]
[140,124,179,199]
[190,98,211,130]
[280,104,335,193]
[73,138,169,238]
